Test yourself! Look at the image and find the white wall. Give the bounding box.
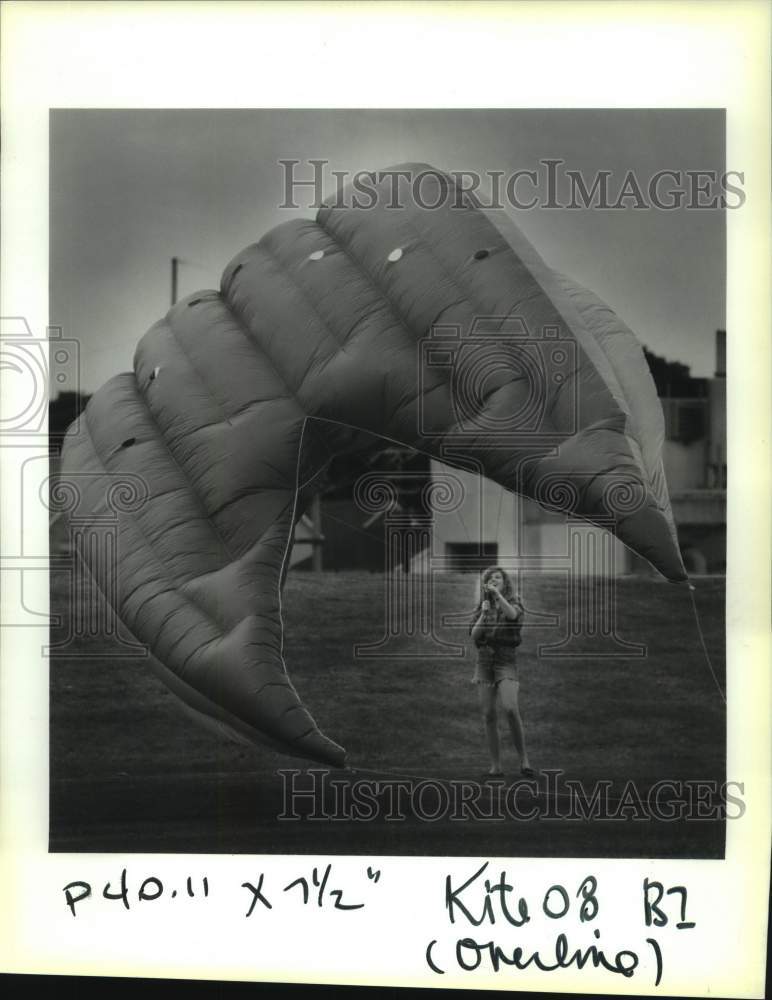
[429,460,630,576]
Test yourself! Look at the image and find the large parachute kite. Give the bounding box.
[60,164,686,767]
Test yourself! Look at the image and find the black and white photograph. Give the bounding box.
[48,108,729,857]
[1,2,769,995]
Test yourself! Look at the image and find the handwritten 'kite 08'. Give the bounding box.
[61,164,686,766]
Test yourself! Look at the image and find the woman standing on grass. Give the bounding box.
[469,566,535,779]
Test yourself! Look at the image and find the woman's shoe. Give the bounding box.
[520,766,538,779]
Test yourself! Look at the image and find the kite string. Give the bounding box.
[346,763,457,785]
[687,581,726,705]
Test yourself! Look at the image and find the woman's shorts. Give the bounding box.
[472,651,518,688]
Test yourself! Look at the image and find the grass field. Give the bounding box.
[50,563,726,857]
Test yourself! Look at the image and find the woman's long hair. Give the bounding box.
[471,566,517,623]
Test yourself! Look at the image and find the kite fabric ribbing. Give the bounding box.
[60,164,686,766]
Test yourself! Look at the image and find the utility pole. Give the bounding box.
[171,256,179,306]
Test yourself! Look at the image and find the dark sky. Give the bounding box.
[50,109,726,392]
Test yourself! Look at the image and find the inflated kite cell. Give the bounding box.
[60,164,686,767]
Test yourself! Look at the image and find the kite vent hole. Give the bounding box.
[149,366,161,382]
[232,264,244,278]
[474,248,490,260]
[120,437,136,449]
[387,248,403,263]
[308,250,325,261]
[188,298,202,307]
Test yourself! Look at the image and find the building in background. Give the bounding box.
[429,329,727,576]
[296,328,727,576]
[291,443,433,571]
[652,329,726,573]
[50,333,727,578]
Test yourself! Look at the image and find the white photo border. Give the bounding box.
[1,1,769,995]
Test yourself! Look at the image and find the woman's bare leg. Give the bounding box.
[477,684,501,773]
[498,679,531,770]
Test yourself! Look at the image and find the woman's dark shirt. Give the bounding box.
[469,601,523,667]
